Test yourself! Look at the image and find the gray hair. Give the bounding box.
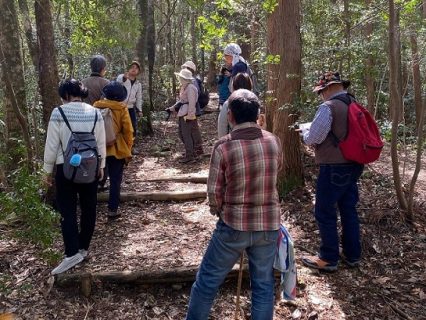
[90,55,107,73]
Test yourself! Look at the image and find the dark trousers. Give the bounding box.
[128,107,137,137]
[106,156,125,212]
[178,117,203,158]
[315,163,364,264]
[55,164,98,257]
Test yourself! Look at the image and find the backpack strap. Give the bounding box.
[91,110,98,134]
[57,107,73,133]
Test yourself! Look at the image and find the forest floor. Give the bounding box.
[1,95,426,320]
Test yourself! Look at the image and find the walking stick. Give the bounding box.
[235,253,244,320]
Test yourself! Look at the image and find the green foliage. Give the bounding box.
[0,168,59,250]
[262,0,278,13]
[265,54,280,65]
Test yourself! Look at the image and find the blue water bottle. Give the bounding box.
[70,154,82,167]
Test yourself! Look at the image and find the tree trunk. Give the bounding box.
[410,33,423,131]
[17,0,39,71]
[0,0,33,172]
[267,0,303,197]
[364,0,375,115]
[145,0,155,134]
[190,9,198,66]
[63,0,74,78]
[343,0,351,77]
[34,0,61,126]
[206,43,218,90]
[388,0,407,210]
[136,0,148,68]
[423,0,426,18]
[166,0,177,96]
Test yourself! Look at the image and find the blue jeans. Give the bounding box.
[186,220,278,320]
[106,156,125,212]
[315,163,364,264]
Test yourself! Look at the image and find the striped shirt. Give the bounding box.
[208,122,282,231]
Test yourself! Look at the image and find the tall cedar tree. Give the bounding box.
[267,0,303,196]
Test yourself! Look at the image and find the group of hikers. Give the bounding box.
[43,41,368,319]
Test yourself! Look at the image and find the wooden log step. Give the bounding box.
[97,190,206,202]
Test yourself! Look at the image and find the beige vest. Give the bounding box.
[315,98,351,164]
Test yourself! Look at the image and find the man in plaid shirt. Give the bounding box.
[186,89,282,320]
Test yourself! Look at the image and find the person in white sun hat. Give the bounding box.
[167,68,203,163]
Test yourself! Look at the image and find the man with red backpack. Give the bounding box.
[300,71,382,272]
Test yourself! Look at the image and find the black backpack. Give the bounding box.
[196,77,209,109]
[58,107,100,184]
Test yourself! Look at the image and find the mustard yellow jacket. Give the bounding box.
[93,100,133,161]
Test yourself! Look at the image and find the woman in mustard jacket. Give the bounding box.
[94,81,133,219]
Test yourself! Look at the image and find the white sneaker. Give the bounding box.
[51,253,84,275]
[79,249,88,259]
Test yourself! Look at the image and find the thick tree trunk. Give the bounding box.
[364,0,375,115]
[0,0,33,171]
[97,190,206,202]
[267,0,303,196]
[34,0,61,126]
[17,0,39,71]
[388,0,407,210]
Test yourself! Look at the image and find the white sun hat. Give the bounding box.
[181,61,196,72]
[174,68,194,80]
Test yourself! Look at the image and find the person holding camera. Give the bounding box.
[166,68,203,163]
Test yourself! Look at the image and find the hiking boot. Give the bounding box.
[107,210,121,220]
[341,255,360,268]
[51,253,84,275]
[178,157,196,164]
[302,256,338,272]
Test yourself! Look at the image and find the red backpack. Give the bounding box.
[332,95,383,164]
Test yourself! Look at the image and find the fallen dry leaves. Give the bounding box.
[1,99,426,319]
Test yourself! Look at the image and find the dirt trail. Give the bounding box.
[1,100,425,319]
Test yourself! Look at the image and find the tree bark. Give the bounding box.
[190,9,198,66]
[343,0,351,77]
[136,0,148,68]
[97,190,206,202]
[0,0,33,171]
[410,33,423,131]
[145,176,207,183]
[145,0,155,134]
[364,0,375,115]
[34,0,61,126]
[267,0,303,196]
[55,264,252,289]
[388,0,407,210]
[17,0,39,71]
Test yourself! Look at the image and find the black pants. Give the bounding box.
[55,164,98,257]
[106,156,125,212]
[128,107,137,137]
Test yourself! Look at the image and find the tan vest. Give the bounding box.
[315,98,351,164]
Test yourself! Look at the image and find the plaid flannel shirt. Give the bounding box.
[207,122,282,231]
